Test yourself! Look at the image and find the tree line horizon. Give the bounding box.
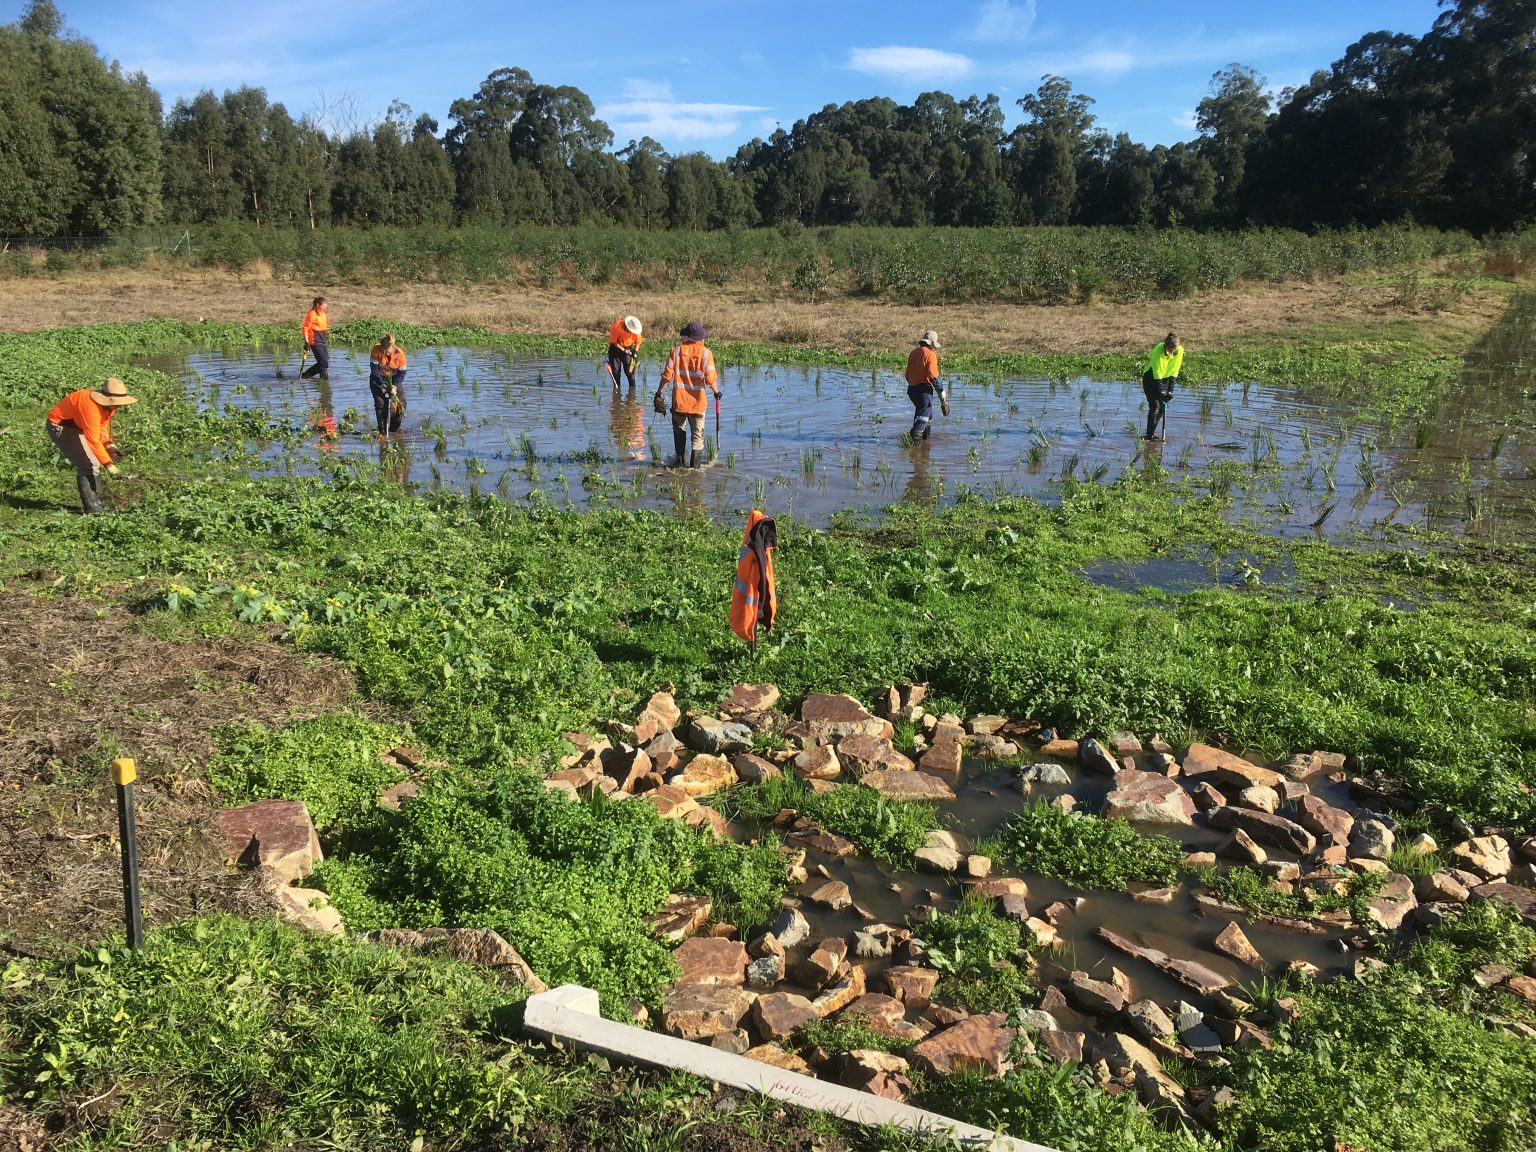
[5,0,1532,240]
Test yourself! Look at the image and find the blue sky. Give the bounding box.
[29,0,1445,155]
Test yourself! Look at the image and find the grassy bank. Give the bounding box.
[1,319,1534,1151]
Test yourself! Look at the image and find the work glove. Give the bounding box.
[653,390,667,415]
[1161,379,1175,402]
[105,464,120,477]
[107,444,124,463]
[938,386,950,418]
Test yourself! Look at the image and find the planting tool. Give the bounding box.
[713,391,721,460]
[938,383,950,418]
[299,344,308,376]
[112,757,144,949]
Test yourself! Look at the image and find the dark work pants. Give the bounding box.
[908,384,934,439]
[370,368,407,434]
[1143,375,1171,439]
[607,344,636,390]
[46,419,105,513]
[301,332,329,379]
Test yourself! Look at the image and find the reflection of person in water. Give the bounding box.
[306,376,339,452]
[610,388,647,461]
[378,435,413,487]
[903,437,935,506]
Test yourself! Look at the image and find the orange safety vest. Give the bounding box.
[302,307,329,344]
[370,344,407,372]
[662,341,718,415]
[47,389,118,467]
[608,319,643,351]
[730,509,777,649]
[905,345,939,388]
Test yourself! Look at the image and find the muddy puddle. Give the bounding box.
[774,751,1356,1015]
[145,298,1536,538]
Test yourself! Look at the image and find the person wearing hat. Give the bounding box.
[656,321,719,468]
[369,332,408,435]
[1141,331,1183,441]
[606,315,644,392]
[45,377,137,514]
[905,330,947,440]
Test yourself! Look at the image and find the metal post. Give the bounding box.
[112,757,144,949]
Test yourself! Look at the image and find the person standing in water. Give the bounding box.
[300,296,330,380]
[606,315,643,391]
[1142,332,1183,441]
[905,330,946,441]
[369,332,408,435]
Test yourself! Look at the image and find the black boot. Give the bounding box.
[671,427,687,467]
[689,450,701,468]
[76,472,104,515]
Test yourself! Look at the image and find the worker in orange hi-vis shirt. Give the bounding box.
[300,296,329,379]
[904,329,946,440]
[657,321,719,468]
[606,315,643,391]
[45,377,137,514]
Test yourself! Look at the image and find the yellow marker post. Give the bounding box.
[112,757,144,949]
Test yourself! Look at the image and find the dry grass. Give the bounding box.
[0,590,357,956]
[0,260,1511,356]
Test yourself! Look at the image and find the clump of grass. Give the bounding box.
[993,803,1184,891]
[794,1015,910,1056]
[912,893,1036,1014]
[728,774,937,867]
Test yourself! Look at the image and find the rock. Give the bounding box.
[1506,975,1536,1003]
[840,1050,913,1100]
[1096,1032,1188,1117]
[966,714,1008,736]
[743,1044,813,1074]
[965,854,993,879]
[837,734,915,775]
[919,740,963,775]
[1365,873,1418,930]
[1037,1031,1085,1065]
[1405,832,1438,856]
[675,937,749,986]
[968,734,1019,760]
[807,880,853,911]
[1217,828,1268,865]
[853,924,896,959]
[661,985,757,1041]
[1416,871,1470,904]
[788,826,857,857]
[723,683,780,716]
[802,694,891,743]
[1214,922,1264,968]
[912,1013,1020,1077]
[1470,881,1536,926]
[1207,806,1317,856]
[218,799,323,884]
[914,829,964,873]
[542,779,580,802]
[644,784,699,821]
[1103,772,1197,826]
[675,753,738,797]
[271,883,343,935]
[1079,738,1120,776]
[1294,795,1355,846]
[1132,886,1178,905]
[1236,785,1280,815]
[1188,781,1228,811]
[1256,860,1301,883]
[1181,1022,1225,1055]
[646,894,713,943]
[794,942,845,990]
[860,770,955,801]
[1350,818,1395,861]
[879,965,940,1009]
[1038,737,1080,758]
[686,716,754,756]
[1277,779,1311,803]
[812,966,867,1016]
[745,955,784,987]
[641,730,683,775]
[730,752,781,784]
[970,877,1030,900]
[1125,999,1175,1043]
[1350,857,1390,875]
[1064,972,1126,1016]
[753,991,819,1041]
[1450,835,1513,880]
[793,745,842,781]
[601,744,654,793]
[1112,732,1144,757]
[1182,743,1281,790]
[1096,929,1233,995]
[709,1029,752,1055]
[767,907,812,950]
[843,993,906,1029]
[377,778,422,811]
[1183,851,1217,869]
[640,688,682,729]
[1018,763,1073,787]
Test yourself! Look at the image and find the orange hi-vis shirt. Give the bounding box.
[370,344,407,372]
[47,389,119,467]
[608,319,643,351]
[302,307,329,345]
[662,341,718,415]
[905,345,939,388]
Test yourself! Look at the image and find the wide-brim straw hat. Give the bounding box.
[624,316,643,335]
[680,321,708,341]
[918,330,941,349]
[91,377,137,407]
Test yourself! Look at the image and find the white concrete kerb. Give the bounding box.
[523,985,1059,1152]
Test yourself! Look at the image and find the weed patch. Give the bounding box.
[992,804,1185,892]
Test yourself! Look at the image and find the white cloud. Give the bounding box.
[970,0,1036,42]
[598,99,770,141]
[621,78,674,101]
[1171,109,1198,131]
[846,46,975,84]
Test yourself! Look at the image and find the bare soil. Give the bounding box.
[0,590,355,957]
[0,261,1509,355]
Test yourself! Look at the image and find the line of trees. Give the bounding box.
[3,0,1532,238]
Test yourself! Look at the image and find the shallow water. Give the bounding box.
[149,310,1536,538]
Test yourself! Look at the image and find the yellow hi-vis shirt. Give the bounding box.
[1145,341,1184,381]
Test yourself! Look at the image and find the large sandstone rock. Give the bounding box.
[880,965,940,1009]
[812,966,867,1016]
[1124,999,1175,1043]
[1449,835,1513,880]
[802,694,892,743]
[1181,744,1281,791]
[1096,1031,1189,1118]
[794,940,847,989]
[675,753,738,797]
[793,745,842,781]
[1294,795,1355,846]
[1214,922,1264,969]
[914,829,964,873]
[1216,828,1268,865]
[807,880,853,911]
[753,991,820,1041]
[271,884,344,935]
[1236,785,1280,815]
[743,1044,812,1074]
[788,825,857,857]
[766,907,811,950]
[911,1013,1020,1076]
[842,993,907,1030]
[601,744,654,793]
[919,740,963,774]
[839,1050,913,1101]
[1103,772,1196,826]
[687,716,753,756]
[643,731,683,775]
[662,985,757,1040]
[1365,873,1418,930]
[1077,738,1120,776]
[838,734,915,775]
[643,784,698,820]
[730,752,782,784]
[1096,929,1233,995]
[1207,806,1317,855]
[861,770,955,801]
[1471,882,1536,926]
[722,683,780,716]
[218,799,322,883]
[1416,871,1470,904]
[675,937,749,986]
[1063,971,1126,1016]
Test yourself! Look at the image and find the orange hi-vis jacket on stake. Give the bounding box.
[662,341,718,415]
[731,510,777,651]
[608,319,643,351]
[47,390,120,467]
[371,344,407,373]
[302,307,329,345]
